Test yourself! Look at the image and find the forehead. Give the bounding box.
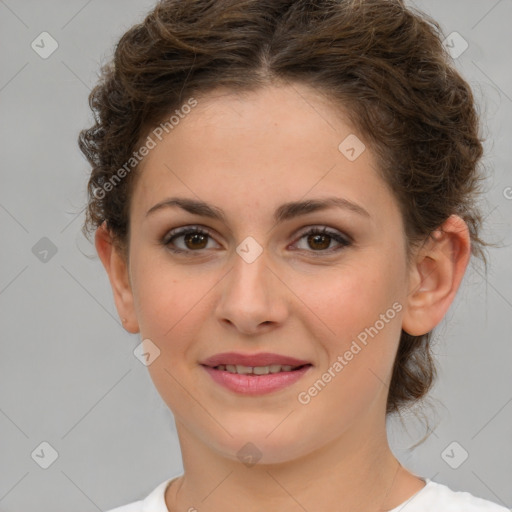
[130,83,398,224]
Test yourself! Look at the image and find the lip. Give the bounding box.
[202,364,312,395]
[200,352,312,367]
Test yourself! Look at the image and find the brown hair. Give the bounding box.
[78,0,489,423]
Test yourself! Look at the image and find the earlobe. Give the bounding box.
[95,222,140,333]
[402,215,471,336]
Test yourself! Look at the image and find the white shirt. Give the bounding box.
[105,474,510,512]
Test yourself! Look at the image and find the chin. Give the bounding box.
[205,424,314,466]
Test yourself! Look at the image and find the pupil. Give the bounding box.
[309,234,330,250]
[185,232,207,249]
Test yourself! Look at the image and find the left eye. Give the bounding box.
[162,226,351,254]
[293,226,352,253]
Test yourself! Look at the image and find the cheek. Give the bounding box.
[299,258,401,331]
[301,254,405,374]
[130,252,180,338]
[130,259,208,398]
[130,253,216,352]
[298,271,403,423]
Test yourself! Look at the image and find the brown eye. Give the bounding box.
[183,231,209,250]
[163,227,218,253]
[306,232,331,250]
[162,225,351,256]
[294,227,351,254]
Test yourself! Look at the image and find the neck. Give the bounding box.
[166,409,423,512]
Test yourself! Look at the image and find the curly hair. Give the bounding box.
[78,0,489,423]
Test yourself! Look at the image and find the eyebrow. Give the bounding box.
[145,196,371,223]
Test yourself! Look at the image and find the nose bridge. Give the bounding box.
[215,239,285,332]
[228,241,271,307]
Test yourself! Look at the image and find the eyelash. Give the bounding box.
[161,225,352,256]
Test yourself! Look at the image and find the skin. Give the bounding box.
[96,82,471,512]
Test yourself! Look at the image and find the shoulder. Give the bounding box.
[413,479,510,511]
[103,475,180,512]
[103,501,143,512]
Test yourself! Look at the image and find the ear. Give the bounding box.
[402,215,471,336]
[95,222,139,333]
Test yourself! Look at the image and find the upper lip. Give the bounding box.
[200,352,312,368]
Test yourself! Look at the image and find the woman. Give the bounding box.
[79,0,508,510]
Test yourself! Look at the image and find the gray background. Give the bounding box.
[0,0,511,510]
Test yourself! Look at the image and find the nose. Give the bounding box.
[214,247,288,336]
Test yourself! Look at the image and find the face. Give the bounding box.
[112,83,414,464]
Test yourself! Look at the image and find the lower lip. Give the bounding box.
[201,364,312,395]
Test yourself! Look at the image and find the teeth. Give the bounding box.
[215,364,298,374]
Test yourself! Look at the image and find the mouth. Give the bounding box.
[205,363,312,375]
[200,363,313,395]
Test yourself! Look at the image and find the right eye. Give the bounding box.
[162,226,220,254]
